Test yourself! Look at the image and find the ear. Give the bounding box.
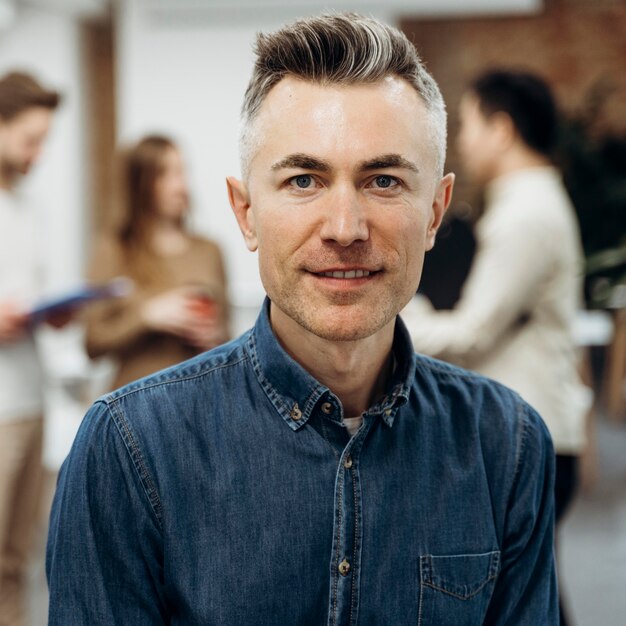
[491,111,516,151]
[226,176,258,252]
[426,172,455,251]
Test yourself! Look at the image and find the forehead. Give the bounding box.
[5,106,52,134]
[160,146,182,166]
[251,76,436,171]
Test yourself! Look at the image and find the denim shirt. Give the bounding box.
[47,299,557,625]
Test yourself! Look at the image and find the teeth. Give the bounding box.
[321,270,371,278]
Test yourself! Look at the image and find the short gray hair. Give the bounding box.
[239,13,447,178]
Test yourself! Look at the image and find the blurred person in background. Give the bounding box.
[0,71,60,626]
[403,69,588,626]
[84,135,229,389]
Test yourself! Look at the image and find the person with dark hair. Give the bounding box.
[0,71,61,625]
[84,135,230,389]
[404,69,588,626]
[471,70,559,156]
[48,19,557,624]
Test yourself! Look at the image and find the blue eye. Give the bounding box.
[292,175,313,189]
[374,175,395,188]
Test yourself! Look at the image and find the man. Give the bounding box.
[403,69,587,626]
[0,71,61,625]
[47,15,557,624]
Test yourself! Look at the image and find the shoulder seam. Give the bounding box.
[105,399,165,530]
[102,354,249,404]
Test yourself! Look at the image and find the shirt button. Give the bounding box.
[338,559,351,576]
[290,403,302,421]
[321,402,333,414]
[344,455,353,470]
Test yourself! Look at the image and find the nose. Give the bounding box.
[319,186,369,247]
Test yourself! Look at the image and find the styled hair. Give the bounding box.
[470,69,558,156]
[118,134,180,245]
[0,71,61,121]
[239,13,447,177]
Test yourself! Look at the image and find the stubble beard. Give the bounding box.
[270,280,400,343]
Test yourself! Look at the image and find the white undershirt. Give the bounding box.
[343,355,397,437]
[343,415,363,437]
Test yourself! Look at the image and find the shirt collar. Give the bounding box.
[246,297,415,431]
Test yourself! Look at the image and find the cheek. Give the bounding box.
[378,212,428,262]
[459,128,478,158]
[255,221,289,270]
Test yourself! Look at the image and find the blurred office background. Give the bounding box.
[0,0,624,623]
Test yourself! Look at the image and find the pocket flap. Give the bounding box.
[420,551,500,600]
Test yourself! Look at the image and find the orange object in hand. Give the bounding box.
[187,295,218,320]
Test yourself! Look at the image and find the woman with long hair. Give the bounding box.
[85,135,229,389]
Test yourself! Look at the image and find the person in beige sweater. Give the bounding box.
[403,70,587,626]
[85,135,229,389]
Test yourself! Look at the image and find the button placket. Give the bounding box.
[328,434,365,626]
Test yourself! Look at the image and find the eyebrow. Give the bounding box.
[270,152,419,174]
[271,153,331,172]
[360,154,419,173]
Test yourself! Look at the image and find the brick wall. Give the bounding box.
[400,0,626,211]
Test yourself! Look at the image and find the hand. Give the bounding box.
[46,309,75,329]
[0,302,29,343]
[141,288,203,338]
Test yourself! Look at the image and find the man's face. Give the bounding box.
[456,93,501,184]
[0,106,53,178]
[229,77,453,343]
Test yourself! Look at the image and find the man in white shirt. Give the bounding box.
[0,71,60,626]
[403,69,587,626]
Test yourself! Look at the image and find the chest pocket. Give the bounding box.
[418,551,500,626]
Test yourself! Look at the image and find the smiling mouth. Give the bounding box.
[319,269,372,279]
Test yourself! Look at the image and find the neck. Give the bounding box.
[491,145,551,181]
[147,215,189,256]
[270,303,395,416]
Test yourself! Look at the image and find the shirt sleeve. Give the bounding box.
[83,237,152,358]
[46,401,168,624]
[484,404,558,625]
[402,209,555,366]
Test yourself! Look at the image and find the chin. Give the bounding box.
[302,304,396,343]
